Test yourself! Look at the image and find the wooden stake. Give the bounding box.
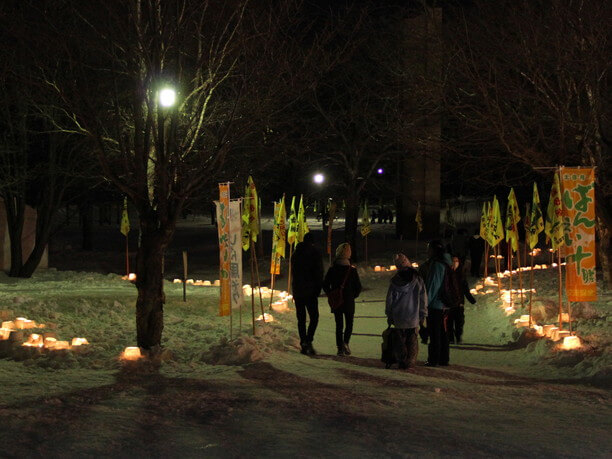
[508,244,513,306]
[250,247,256,334]
[516,245,525,308]
[364,235,368,265]
[287,244,293,294]
[557,250,564,327]
[182,250,188,302]
[415,229,419,260]
[494,245,502,298]
[269,273,275,310]
[528,250,535,327]
[252,244,265,321]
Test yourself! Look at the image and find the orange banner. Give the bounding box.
[217,183,231,316]
[560,167,597,302]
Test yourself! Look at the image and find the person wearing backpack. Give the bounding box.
[385,253,428,369]
[447,255,476,344]
[323,242,362,356]
[420,240,452,367]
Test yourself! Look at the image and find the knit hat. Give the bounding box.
[335,242,351,259]
[393,253,410,269]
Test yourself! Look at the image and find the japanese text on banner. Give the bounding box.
[560,167,597,302]
[217,183,231,316]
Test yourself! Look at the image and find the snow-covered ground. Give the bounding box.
[0,221,610,457]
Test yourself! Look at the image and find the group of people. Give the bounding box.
[290,234,475,368]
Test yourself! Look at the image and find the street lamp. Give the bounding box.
[313,173,325,184]
[377,168,384,175]
[159,87,177,107]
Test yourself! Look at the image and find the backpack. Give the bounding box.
[440,264,462,308]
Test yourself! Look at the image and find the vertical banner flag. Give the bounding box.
[297,194,309,243]
[505,188,520,252]
[229,199,243,311]
[527,183,544,250]
[415,201,423,233]
[287,196,298,247]
[217,183,231,316]
[120,197,130,236]
[361,202,371,236]
[270,201,281,275]
[560,167,597,301]
[445,200,455,228]
[247,176,259,243]
[241,185,251,251]
[479,201,488,240]
[545,171,565,250]
[327,201,337,255]
[277,195,287,259]
[488,196,504,247]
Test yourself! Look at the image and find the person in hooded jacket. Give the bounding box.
[419,240,452,366]
[291,232,324,355]
[385,253,428,369]
[323,242,361,356]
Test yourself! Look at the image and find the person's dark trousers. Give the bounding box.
[393,328,418,368]
[334,305,355,347]
[427,308,450,365]
[447,306,465,343]
[294,296,319,345]
[470,252,483,277]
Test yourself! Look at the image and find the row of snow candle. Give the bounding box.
[513,315,581,349]
[173,279,221,286]
[373,262,419,272]
[22,334,89,350]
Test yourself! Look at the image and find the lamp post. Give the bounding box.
[159,87,177,107]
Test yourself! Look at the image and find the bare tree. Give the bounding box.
[25,0,322,350]
[445,0,611,286]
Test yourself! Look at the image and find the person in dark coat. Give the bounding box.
[323,242,362,356]
[419,240,451,367]
[385,253,428,369]
[447,255,476,344]
[468,230,485,277]
[291,232,324,355]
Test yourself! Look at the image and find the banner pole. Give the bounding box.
[250,247,256,334]
[287,244,293,294]
[516,244,524,308]
[125,235,130,277]
[182,250,188,302]
[252,243,265,321]
[269,273,275,310]
[495,245,502,298]
[483,242,489,280]
[415,228,419,260]
[557,248,563,329]
[508,244,513,306]
[528,250,535,327]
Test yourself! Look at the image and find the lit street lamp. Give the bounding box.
[313,173,325,184]
[159,87,177,107]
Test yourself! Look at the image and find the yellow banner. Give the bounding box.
[505,188,520,252]
[415,201,423,234]
[120,197,130,236]
[217,183,231,316]
[361,202,371,236]
[270,202,281,275]
[561,167,597,302]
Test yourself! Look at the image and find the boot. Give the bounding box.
[342,342,351,355]
[300,342,309,355]
[306,342,317,356]
[337,346,345,356]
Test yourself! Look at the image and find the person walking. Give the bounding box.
[323,242,362,356]
[419,240,452,367]
[385,253,428,369]
[447,255,476,344]
[291,232,324,355]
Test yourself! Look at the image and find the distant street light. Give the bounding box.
[159,87,177,107]
[377,168,384,175]
[313,173,325,184]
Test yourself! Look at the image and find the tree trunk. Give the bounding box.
[5,196,25,277]
[134,216,166,349]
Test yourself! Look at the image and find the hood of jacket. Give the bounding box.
[390,267,418,289]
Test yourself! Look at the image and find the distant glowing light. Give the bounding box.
[159,88,176,107]
[313,173,324,184]
[377,168,384,174]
